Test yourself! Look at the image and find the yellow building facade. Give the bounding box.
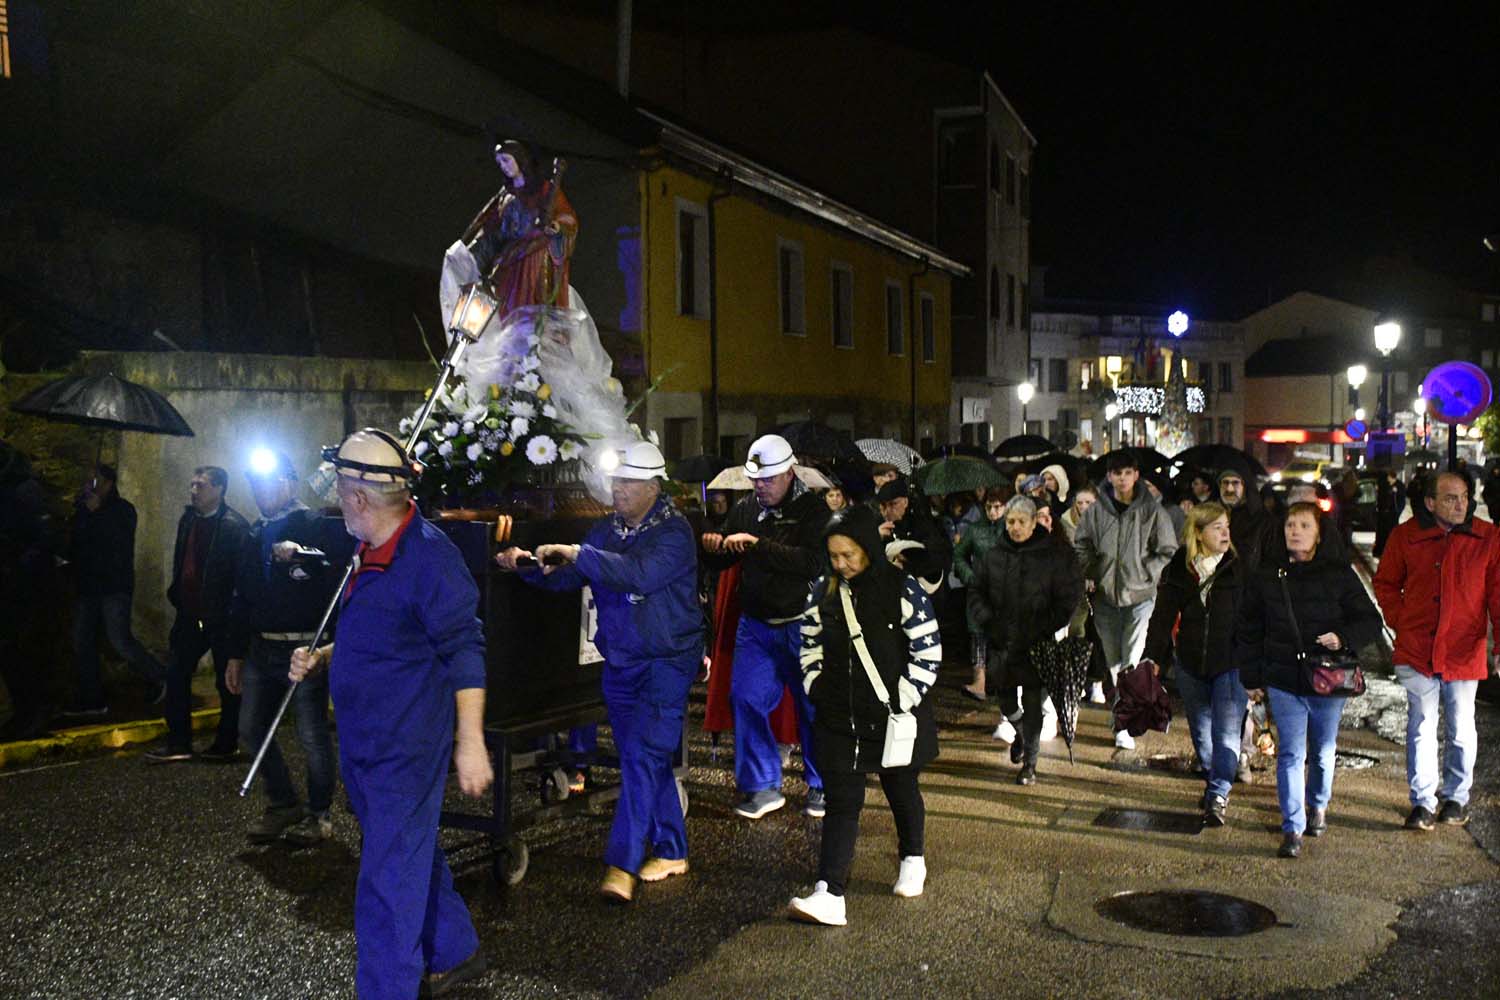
[636,157,961,461]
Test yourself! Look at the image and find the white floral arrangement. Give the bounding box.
[402,329,588,504]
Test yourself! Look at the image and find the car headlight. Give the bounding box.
[1271,471,1282,482]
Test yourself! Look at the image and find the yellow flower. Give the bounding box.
[489,383,501,400]
[537,383,552,400]
[500,441,515,456]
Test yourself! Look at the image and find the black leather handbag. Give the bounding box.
[1278,569,1365,696]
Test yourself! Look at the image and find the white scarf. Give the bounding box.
[1192,551,1225,605]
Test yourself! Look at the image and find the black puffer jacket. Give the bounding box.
[1233,547,1383,695]
[802,506,939,773]
[709,486,832,621]
[968,526,1083,684]
[1142,548,1245,680]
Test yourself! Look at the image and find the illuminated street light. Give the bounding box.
[1373,322,1402,355]
[1346,364,1368,388]
[1104,402,1119,421]
[1354,407,1367,421]
[1016,381,1035,405]
[1373,321,1403,431]
[1413,396,1426,415]
[1167,310,1190,337]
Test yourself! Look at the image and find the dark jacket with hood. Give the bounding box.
[879,477,951,590]
[1143,546,1246,680]
[1233,544,1383,695]
[69,491,138,596]
[167,502,250,626]
[969,522,1084,684]
[800,506,939,773]
[710,482,832,622]
[226,501,354,658]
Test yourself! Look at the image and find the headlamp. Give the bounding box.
[249,447,280,478]
[598,448,621,473]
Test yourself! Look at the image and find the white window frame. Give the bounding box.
[776,237,806,336]
[674,199,709,319]
[830,261,855,350]
[885,280,905,357]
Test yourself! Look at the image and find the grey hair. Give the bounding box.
[1003,495,1037,519]
[343,477,410,508]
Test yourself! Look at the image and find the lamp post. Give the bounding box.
[1413,393,1427,447]
[1017,380,1035,434]
[1373,321,1402,432]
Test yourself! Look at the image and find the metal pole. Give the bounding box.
[240,333,472,797]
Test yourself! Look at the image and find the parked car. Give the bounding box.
[1270,457,1332,485]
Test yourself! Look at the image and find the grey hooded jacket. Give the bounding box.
[1072,482,1179,608]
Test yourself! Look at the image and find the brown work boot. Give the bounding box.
[599,865,635,903]
[638,857,689,882]
[247,804,304,845]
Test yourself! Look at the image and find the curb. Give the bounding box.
[0,708,223,771]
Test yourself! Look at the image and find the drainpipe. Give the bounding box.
[908,257,931,446]
[615,0,632,98]
[706,167,733,451]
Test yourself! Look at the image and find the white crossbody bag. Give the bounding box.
[838,583,917,769]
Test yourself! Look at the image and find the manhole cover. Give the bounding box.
[1334,751,1379,770]
[1094,890,1278,937]
[1092,808,1202,835]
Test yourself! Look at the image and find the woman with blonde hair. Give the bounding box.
[1142,502,1247,825]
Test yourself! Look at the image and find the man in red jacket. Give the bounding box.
[1373,471,1500,831]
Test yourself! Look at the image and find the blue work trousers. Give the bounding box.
[730,616,821,794]
[344,749,477,1000]
[1266,687,1346,834]
[1175,667,1248,802]
[602,659,694,873]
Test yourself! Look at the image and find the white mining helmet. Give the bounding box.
[603,440,668,481]
[321,428,418,483]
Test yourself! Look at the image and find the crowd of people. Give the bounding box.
[3,428,1498,980]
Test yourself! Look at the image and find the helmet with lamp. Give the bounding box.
[604,440,667,481]
[743,434,795,479]
[322,428,420,483]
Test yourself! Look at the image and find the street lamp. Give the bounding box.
[1346,363,1367,419]
[1372,321,1402,432]
[1017,380,1035,432]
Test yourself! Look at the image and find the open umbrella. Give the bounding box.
[1171,444,1267,478]
[706,464,832,491]
[922,442,992,462]
[1030,636,1093,763]
[914,456,1004,495]
[672,454,733,483]
[1021,451,1092,488]
[1088,446,1171,481]
[855,438,924,475]
[11,372,194,437]
[993,434,1055,460]
[772,420,867,465]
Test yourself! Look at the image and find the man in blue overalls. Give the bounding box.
[289,429,491,999]
[701,434,832,820]
[495,440,702,903]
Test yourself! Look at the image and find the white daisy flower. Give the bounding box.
[511,416,530,438]
[441,421,459,438]
[463,403,487,424]
[558,439,582,461]
[518,373,541,392]
[466,442,483,462]
[542,403,558,419]
[437,440,454,458]
[461,421,475,435]
[414,441,430,458]
[526,435,558,465]
[510,400,536,419]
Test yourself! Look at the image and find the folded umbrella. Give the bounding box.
[1030,636,1093,763]
[1114,660,1172,738]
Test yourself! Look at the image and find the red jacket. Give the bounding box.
[1372,516,1500,681]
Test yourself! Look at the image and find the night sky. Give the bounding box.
[629,3,1500,320]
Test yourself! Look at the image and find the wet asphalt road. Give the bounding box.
[2,678,1497,999]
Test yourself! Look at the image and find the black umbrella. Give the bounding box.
[672,454,733,483]
[771,420,867,465]
[923,442,992,462]
[993,434,1055,460]
[1021,451,1092,488]
[11,373,193,437]
[1030,636,1092,763]
[1172,444,1267,478]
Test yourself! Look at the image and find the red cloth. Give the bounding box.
[702,563,801,743]
[1372,516,1500,681]
[344,501,418,600]
[177,516,210,618]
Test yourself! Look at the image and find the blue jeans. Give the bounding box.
[1395,664,1479,809]
[730,616,821,794]
[72,593,168,707]
[1266,687,1346,834]
[1175,668,1248,801]
[238,638,336,815]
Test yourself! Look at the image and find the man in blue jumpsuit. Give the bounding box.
[701,434,832,820]
[289,429,491,999]
[496,440,702,903]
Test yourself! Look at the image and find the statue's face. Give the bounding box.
[495,150,521,179]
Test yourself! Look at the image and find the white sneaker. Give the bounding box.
[1040,699,1058,742]
[1114,730,1136,750]
[892,856,926,898]
[992,718,1017,743]
[788,881,847,926]
[1088,682,1106,705]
